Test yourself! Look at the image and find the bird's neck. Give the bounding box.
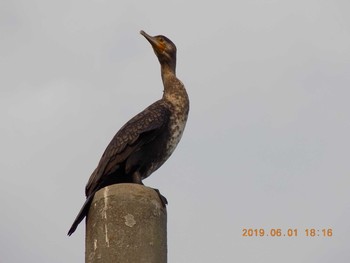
[160,62,189,109]
[160,62,176,85]
[161,63,178,95]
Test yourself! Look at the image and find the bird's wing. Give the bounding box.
[85,100,171,197]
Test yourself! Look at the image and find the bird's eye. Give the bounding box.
[159,37,164,43]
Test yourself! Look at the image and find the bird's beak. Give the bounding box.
[140,30,164,53]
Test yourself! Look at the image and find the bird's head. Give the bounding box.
[140,30,177,70]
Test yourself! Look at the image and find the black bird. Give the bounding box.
[67,31,189,235]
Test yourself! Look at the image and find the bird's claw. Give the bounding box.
[152,188,168,207]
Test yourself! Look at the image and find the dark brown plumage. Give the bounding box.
[67,30,189,235]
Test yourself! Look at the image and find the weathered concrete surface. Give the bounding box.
[85,184,167,263]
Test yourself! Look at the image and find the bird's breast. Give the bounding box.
[164,107,188,158]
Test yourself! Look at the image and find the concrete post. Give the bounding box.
[85,184,167,263]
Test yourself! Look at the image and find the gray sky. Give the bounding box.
[1,0,350,262]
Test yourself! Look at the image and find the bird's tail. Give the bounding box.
[67,194,94,236]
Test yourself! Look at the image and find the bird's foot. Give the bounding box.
[152,188,168,207]
[132,172,143,184]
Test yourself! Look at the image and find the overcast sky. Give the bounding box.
[1,0,350,262]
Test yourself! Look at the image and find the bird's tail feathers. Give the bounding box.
[67,194,94,236]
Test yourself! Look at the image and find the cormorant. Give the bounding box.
[67,30,189,236]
